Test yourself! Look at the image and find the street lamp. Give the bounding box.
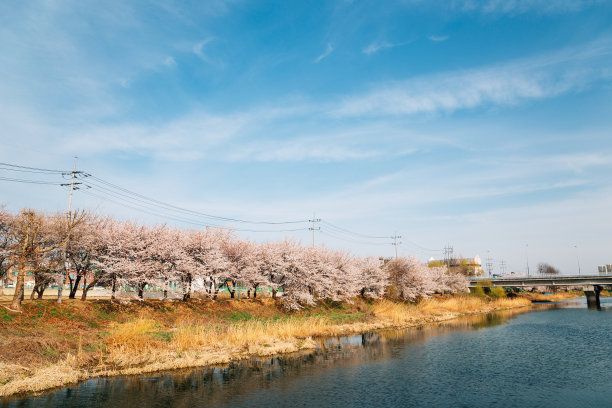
[574,245,581,276]
[526,244,530,277]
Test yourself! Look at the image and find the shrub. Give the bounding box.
[489,286,506,298]
[470,286,486,298]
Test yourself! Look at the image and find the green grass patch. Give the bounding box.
[228,311,253,322]
[151,331,173,342]
[0,308,14,322]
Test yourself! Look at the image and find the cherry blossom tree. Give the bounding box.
[184,228,232,299]
[356,256,387,299]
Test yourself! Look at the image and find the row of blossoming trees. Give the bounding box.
[0,208,469,311]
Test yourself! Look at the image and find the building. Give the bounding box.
[428,255,484,276]
[598,264,612,275]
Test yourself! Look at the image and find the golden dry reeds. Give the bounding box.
[371,299,423,324]
[105,318,162,352]
[171,318,328,351]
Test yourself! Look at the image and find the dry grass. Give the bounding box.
[371,299,423,324]
[105,318,162,352]
[528,291,580,302]
[372,296,531,324]
[489,297,532,308]
[171,318,327,351]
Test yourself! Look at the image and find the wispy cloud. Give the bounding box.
[459,0,602,15]
[314,43,334,63]
[362,40,412,55]
[193,38,215,63]
[427,35,449,42]
[332,39,612,117]
[363,41,391,55]
[164,56,177,67]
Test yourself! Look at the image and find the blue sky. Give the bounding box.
[1,0,611,275]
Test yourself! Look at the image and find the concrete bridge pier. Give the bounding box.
[584,285,602,309]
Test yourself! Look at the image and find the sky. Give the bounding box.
[1,0,611,275]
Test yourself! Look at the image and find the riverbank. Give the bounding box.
[0,295,537,397]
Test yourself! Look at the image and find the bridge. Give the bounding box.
[469,275,612,308]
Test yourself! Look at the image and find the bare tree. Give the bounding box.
[0,207,12,290]
[7,209,84,311]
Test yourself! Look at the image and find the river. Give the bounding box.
[2,297,611,407]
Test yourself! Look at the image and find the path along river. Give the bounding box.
[2,297,611,407]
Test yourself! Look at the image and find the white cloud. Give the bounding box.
[331,40,612,117]
[164,56,177,67]
[427,35,449,42]
[362,41,392,55]
[314,43,334,63]
[363,40,412,55]
[193,38,215,63]
[462,0,601,15]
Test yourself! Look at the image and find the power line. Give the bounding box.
[80,189,309,233]
[400,239,441,252]
[0,176,67,185]
[321,220,391,239]
[0,160,440,247]
[80,173,308,225]
[319,230,392,246]
[321,220,441,254]
[399,243,441,255]
[0,162,67,174]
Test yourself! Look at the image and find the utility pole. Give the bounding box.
[443,245,454,270]
[499,260,507,275]
[309,213,320,247]
[486,257,494,278]
[391,233,402,260]
[57,157,79,304]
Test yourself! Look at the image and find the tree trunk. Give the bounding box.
[111,274,117,300]
[56,266,66,304]
[80,276,87,299]
[253,284,259,299]
[182,274,192,302]
[81,281,96,301]
[272,289,277,299]
[30,285,45,300]
[10,255,27,311]
[69,275,82,299]
[137,281,146,299]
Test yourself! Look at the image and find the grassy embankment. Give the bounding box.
[0,293,536,397]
